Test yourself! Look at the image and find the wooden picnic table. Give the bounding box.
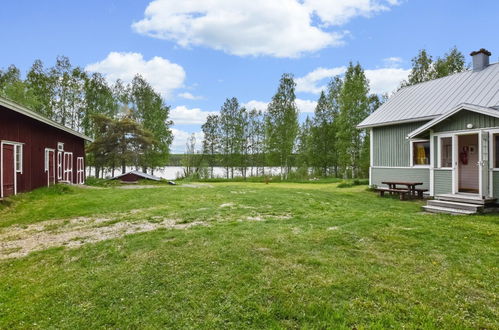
[381,181,426,198]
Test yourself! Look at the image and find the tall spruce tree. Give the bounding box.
[264,73,299,178]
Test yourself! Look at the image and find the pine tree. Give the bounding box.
[264,73,299,178]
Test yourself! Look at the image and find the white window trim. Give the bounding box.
[76,157,84,184]
[0,140,24,197]
[437,134,454,169]
[410,139,431,168]
[63,152,73,183]
[15,144,23,174]
[490,129,499,170]
[44,148,56,187]
[57,151,63,180]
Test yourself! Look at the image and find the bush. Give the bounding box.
[85,176,120,187]
[337,179,369,188]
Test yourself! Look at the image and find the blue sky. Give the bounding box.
[1,0,498,152]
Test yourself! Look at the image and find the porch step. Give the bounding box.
[435,194,497,205]
[427,200,484,213]
[422,205,477,215]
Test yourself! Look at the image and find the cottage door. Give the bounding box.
[2,144,15,197]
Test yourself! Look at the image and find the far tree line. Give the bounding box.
[183,47,467,180]
[0,56,173,177]
[0,47,466,180]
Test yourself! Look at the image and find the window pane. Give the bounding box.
[15,145,22,172]
[495,134,499,168]
[440,137,452,168]
[413,141,430,165]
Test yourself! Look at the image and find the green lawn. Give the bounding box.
[0,183,497,329]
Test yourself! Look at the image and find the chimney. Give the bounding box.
[470,48,491,71]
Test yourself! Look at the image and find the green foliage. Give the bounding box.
[264,73,299,178]
[85,176,121,187]
[337,178,369,188]
[130,75,173,172]
[87,114,156,174]
[402,47,467,87]
[337,62,371,178]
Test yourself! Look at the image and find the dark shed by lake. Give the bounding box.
[0,97,92,198]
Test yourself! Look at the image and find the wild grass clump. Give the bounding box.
[85,176,120,187]
[337,179,369,188]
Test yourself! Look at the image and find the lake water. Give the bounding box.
[87,166,285,180]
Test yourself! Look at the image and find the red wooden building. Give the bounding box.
[0,97,92,198]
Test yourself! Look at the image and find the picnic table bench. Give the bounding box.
[375,181,428,200]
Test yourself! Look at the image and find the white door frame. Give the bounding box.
[452,132,481,195]
[45,148,56,187]
[0,140,23,198]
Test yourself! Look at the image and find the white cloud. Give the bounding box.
[170,105,218,125]
[304,0,397,26]
[242,100,268,112]
[382,56,403,68]
[296,99,318,113]
[132,0,399,58]
[365,68,409,94]
[243,99,316,113]
[85,52,185,99]
[171,128,204,153]
[296,63,410,95]
[178,92,203,100]
[295,66,347,94]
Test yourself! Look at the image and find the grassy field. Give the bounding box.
[0,182,497,328]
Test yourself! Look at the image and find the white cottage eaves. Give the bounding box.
[358,62,499,128]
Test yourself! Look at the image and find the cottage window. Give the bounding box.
[412,140,430,166]
[57,152,63,179]
[15,145,22,173]
[439,137,453,168]
[494,134,499,169]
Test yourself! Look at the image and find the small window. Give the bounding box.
[494,134,499,169]
[57,152,63,179]
[57,142,64,151]
[412,140,430,166]
[15,145,22,173]
[440,137,453,168]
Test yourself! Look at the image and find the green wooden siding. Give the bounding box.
[372,121,428,167]
[433,110,499,132]
[493,172,499,198]
[434,170,452,195]
[371,167,430,189]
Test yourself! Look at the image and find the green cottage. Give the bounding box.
[358,49,499,214]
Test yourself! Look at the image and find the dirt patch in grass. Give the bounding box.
[0,214,206,260]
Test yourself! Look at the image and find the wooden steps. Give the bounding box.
[422,194,497,215]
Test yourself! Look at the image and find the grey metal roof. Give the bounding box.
[358,62,499,128]
[0,96,93,141]
[112,170,161,181]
